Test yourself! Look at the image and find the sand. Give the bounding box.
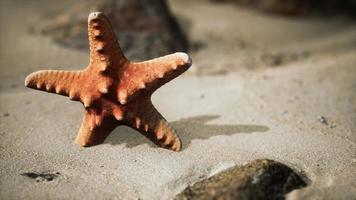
[0,0,355,199]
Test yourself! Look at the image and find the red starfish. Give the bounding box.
[25,12,192,151]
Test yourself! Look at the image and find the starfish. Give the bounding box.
[24,12,192,152]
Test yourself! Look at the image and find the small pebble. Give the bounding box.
[3,113,9,117]
[317,116,328,125]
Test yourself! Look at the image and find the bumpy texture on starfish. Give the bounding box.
[25,12,192,151]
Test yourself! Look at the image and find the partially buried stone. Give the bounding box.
[21,172,60,182]
[175,159,308,200]
[34,0,188,60]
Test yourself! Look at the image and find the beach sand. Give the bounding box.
[0,0,355,199]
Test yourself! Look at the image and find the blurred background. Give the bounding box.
[0,0,356,89]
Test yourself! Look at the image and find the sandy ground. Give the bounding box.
[0,0,355,199]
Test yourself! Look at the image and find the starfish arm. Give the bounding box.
[87,12,127,72]
[25,70,84,100]
[127,100,182,151]
[75,109,119,147]
[117,52,192,104]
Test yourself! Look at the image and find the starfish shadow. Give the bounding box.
[104,115,269,150]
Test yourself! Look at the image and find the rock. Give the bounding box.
[175,159,307,200]
[317,116,328,125]
[20,172,61,182]
[33,0,188,60]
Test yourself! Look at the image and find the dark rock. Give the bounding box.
[175,159,308,200]
[317,116,328,125]
[21,172,60,182]
[34,0,188,60]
